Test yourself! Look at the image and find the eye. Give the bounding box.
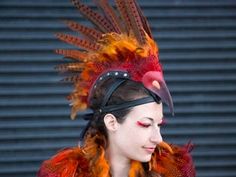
[137,121,151,128]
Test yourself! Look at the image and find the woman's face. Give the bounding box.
[110,102,164,162]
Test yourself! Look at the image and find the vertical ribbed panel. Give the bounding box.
[0,0,235,176]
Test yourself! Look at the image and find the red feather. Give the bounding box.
[37,148,90,177]
[152,142,196,177]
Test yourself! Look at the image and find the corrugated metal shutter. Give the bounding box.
[0,0,235,176]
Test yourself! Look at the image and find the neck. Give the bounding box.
[106,146,130,177]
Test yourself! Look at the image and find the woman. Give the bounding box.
[38,0,195,176]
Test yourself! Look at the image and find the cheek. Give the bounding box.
[117,125,150,148]
[116,129,153,161]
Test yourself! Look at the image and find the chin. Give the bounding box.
[142,156,152,162]
[133,154,152,162]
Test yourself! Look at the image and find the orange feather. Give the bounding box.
[151,142,196,177]
[38,134,195,177]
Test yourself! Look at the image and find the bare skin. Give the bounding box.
[104,102,164,177]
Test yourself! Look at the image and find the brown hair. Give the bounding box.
[87,78,151,140]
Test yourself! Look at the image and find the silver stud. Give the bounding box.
[124,73,128,77]
[94,85,97,88]
[115,72,118,76]
[99,77,103,80]
[107,72,110,76]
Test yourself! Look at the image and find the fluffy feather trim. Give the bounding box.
[37,135,195,177]
[151,142,196,177]
[37,147,90,177]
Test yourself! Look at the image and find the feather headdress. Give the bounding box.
[56,0,174,119]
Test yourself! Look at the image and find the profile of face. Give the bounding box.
[104,102,164,162]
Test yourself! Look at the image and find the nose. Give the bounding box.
[150,128,163,144]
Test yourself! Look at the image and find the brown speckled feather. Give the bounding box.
[56,33,101,51]
[55,49,89,61]
[125,0,146,44]
[115,0,133,33]
[55,62,84,72]
[64,20,103,40]
[63,75,81,83]
[71,0,114,33]
[133,0,153,39]
[95,0,124,33]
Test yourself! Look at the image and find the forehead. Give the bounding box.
[126,102,163,121]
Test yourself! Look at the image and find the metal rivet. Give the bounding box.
[115,72,118,75]
[99,77,103,80]
[107,73,110,76]
[94,85,97,88]
[124,73,128,77]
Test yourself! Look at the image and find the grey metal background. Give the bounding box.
[0,0,236,177]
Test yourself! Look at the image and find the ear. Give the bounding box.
[104,114,119,132]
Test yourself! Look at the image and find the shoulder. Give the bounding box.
[37,147,90,177]
[151,142,196,177]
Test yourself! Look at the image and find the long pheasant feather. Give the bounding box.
[72,0,114,33]
[115,0,133,33]
[64,20,103,40]
[125,0,146,44]
[56,62,84,72]
[133,0,153,39]
[95,0,124,33]
[55,49,89,61]
[63,75,81,83]
[56,33,101,51]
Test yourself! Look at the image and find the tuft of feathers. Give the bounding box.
[37,133,195,177]
[151,142,196,177]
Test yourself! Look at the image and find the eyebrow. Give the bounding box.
[143,116,164,122]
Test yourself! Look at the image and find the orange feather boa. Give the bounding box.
[37,133,195,177]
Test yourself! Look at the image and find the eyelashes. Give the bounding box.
[136,118,167,128]
[137,121,150,128]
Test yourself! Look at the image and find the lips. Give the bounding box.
[143,147,156,153]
